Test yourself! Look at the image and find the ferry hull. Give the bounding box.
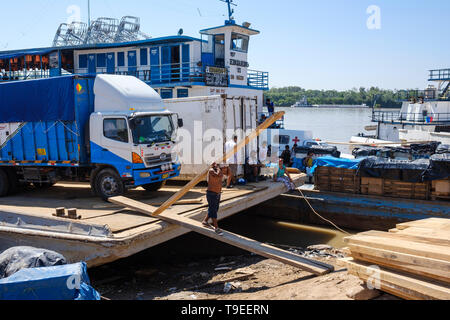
[252,189,450,231]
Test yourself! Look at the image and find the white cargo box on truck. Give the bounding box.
[164,95,259,179]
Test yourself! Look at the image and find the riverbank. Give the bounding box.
[89,237,397,300]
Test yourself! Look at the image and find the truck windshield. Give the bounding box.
[130,115,174,145]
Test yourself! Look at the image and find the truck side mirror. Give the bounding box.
[177,118,184,128]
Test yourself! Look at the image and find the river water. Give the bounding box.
[276,107,374,154]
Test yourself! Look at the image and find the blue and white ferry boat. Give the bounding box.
[0,2,267,108]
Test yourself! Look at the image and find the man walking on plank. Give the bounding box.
[202,162,227,235]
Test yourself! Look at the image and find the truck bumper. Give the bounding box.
[130,163,181,188]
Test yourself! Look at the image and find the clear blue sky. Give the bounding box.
[0,0,448,90]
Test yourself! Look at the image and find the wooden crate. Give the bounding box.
[361,177,383,196]
[314,166,360,194]
[431,179,450,201]
[361,177,430,200]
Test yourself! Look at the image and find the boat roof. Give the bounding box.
[200,23,260,36]
[0,35,202,59]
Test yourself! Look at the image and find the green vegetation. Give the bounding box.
[266,87,402,108]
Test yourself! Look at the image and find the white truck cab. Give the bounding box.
[89,75,182,199]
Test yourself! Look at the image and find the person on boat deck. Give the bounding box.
[259,141,268,165]
[281,145,292,167]
[266,98,274,115]
[303,151,314,169]
[202,162,226,235]
[303,151,315,184]
[246,150,260,182]
[259,114,267,125]
[273,158,296,191]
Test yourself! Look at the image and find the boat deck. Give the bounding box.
[0,174,306,267]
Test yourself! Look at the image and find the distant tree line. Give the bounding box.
[265,86,403,108]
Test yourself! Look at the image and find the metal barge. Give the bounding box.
[0,174,306,267]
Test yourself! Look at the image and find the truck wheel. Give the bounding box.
[5,169,19,195]
[142,181,166,192]
[0,169,10,197]
[95,168,124,200]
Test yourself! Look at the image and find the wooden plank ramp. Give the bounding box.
[341,218,450,300]
[109,196,334,276]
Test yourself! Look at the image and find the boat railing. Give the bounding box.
[92,62,205,84]
[372,110,450,124]
[0,69,51,82]
[247,69,269,90]
[0,63,270,90]
[394,89,449,101]
[429,68,450,81]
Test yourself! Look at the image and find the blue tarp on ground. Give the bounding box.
[310,156,363,175]
[0,262,100,300]
[0,76,75,123]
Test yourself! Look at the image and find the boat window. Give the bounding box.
[79,54,88,69]
[273,135,290,145]
[104,118,129,143]
[202,35,214,54]
[230,33,249,53]
[117,52,125,67]
[177,88,189,98]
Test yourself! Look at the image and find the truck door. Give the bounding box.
[106,52,115,74]
[100,117,132,173]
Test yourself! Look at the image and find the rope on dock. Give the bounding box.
[296,187,352,236]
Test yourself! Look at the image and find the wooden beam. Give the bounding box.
[109,196,334,275]
[342,257,450,300]
[344,234,450,262]
[150,111,285,217]
[347,243,450,283]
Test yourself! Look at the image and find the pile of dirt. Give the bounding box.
[91,246,398,300]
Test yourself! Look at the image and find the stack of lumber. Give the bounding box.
[361,177,430,200]
[341,218,450,300]
[431,178,450,201]
[314,167,360,194]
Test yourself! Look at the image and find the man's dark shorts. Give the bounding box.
[206,191,221,219]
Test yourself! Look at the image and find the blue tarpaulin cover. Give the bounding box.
[0,262,100,300]
[310,156,363,174]
[0,76,75,123]
[0,49,54,60]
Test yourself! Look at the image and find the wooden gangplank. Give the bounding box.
[109,196,334,275]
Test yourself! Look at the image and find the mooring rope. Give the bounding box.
[295,187,352,236]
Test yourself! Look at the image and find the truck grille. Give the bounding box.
[144,153,177,167]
